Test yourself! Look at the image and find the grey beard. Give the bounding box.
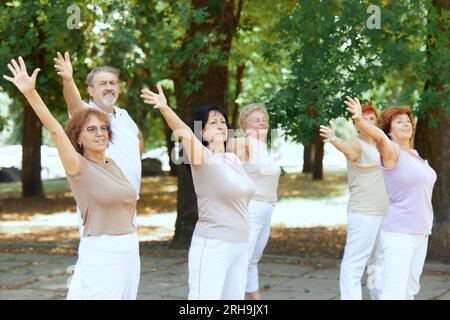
[102,94,116,107]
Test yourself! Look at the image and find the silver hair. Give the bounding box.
[85,66,120,86]
[239,103,270,130]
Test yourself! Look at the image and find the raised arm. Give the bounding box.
[54,52,87,117]
[345,96,398,168]
[4,57,80,175]
[319,120,361,163]
[140,85,205,166]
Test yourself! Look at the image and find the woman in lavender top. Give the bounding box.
[346,96,437,300]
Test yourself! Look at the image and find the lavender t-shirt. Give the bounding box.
[381,147,437,235]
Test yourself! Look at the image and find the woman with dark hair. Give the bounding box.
[3,57,140,300]
[140,85,255,300]
[346,96,436,300]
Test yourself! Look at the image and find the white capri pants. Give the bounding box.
[339,213,384,300]
[379,230,428,300]
[188,235,248,300]
[246,200,275,293]
[67,232,140,300]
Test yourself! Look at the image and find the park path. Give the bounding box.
[1,249,449,300]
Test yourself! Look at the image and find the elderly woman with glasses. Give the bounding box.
[3,57,140,300]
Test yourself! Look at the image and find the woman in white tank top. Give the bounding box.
[228,103,281,300]
[319,103,388,300]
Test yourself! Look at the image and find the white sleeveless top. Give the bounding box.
[191,148,255,242]
[347,138,388,216]
[242,137,281,202]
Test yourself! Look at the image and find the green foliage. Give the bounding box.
[417,0,450,126]
[0,0,100,141]
[264,0,430,144]
[229,0,297,111]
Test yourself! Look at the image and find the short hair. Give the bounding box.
[65,108,113,155]
[192,105,231,148]
[85,66,120,86]
[352,103,379,125]
[379,106,415,140]
[362,104,379,118]
[239,103,270,130]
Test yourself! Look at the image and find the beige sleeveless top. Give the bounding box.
[347,138,388,216]
[67,154,137,237]
[191,148,255,242]
[243,137,281,202]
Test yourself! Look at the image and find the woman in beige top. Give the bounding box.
[228,103,281,300]
[140,86,255,300]
[319,103,388,300]
[4,57,139,300]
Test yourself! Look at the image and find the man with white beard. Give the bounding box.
[54,52,144,237]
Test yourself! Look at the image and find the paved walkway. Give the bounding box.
[1,249,449,300]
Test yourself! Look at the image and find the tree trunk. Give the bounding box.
[164,124,178,177]
[231,63,245,128]
[21,101,44,198]
[21,16,45,198]
[170,0,238,249]
[414,0,450,263]
[303,144,314,173]
[312,130,324,180]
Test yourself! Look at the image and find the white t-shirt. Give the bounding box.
[73,101,142,236]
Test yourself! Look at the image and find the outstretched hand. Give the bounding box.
[344,96,363,120]
[319,120,336,143]
[53,52,73,81]
[3,57,40,95]
[140,84,168,110]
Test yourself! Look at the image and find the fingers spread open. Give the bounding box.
[18,56,27,71]
[157,84,164,95]
[7,63,17,76]
[3,75,14,82]
[11,59,20,71]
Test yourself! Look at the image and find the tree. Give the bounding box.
[0,0,95,197]
[265,0,429,180]
[266,0,385,180]
[170,0,240,248]
[414,0,450,262]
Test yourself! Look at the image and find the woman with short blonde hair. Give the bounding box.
[230,103,281,300]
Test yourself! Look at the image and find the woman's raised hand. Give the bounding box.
[319,120,336,143]
[3,57,40,95]
[344,96,363,120]
[53,52,73,81]
[140,84,168,110]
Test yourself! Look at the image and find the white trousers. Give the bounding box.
[246,200,275,293]
[339,213,384,300]
[67,232,140,300]
[188,235,248,300]
[379,230,428,300]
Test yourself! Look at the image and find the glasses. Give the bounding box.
[85,125,109,135]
